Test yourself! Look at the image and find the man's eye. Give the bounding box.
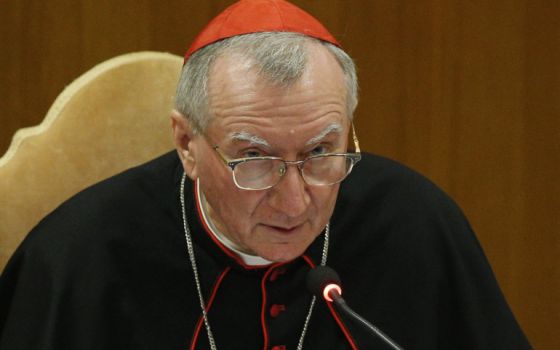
[309,145,329,156]
[242,150,263,158]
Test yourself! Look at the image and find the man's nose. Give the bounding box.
[267,165,310,218]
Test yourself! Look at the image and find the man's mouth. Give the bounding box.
[262,223,302,234]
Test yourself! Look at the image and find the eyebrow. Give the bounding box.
[305,123,343,146]
[228,122,343,148]
[229,131,271,147]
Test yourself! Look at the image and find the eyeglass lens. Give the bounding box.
[233,155,354,190]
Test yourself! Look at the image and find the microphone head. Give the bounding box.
[306,265,342,297]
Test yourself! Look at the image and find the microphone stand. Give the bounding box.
[329,290,404,350]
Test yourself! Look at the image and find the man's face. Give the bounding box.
[177,43,350,262]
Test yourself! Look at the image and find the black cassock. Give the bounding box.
[0,152,531,349]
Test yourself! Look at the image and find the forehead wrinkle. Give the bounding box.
[305,123,344,146]
[229,131,271,147]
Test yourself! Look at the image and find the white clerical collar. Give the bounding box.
[196,180,273,266]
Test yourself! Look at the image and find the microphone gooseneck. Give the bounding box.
[306,266,405,350]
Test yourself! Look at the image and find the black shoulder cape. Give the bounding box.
[0,152,531,349]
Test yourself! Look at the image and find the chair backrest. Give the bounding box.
[0,51,183,270]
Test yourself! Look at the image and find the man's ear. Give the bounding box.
[171,110,198,180]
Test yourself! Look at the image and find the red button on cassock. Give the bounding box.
[269,268,286,282]
[271,346,286,350]
[269,304,286,317]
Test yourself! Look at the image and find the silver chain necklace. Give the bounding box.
[179,173,330,350]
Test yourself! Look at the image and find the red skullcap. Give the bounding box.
[184,0,340,63]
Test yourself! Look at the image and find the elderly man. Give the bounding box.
[0,0,530,349]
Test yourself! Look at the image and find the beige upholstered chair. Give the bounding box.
[0,52,182,271]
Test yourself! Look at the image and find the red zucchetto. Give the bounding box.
[184,0,340,62]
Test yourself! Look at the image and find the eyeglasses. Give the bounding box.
[211,124,362,191]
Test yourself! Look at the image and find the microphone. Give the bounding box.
[306,266,404,350]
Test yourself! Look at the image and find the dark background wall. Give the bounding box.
[1,0,558,347]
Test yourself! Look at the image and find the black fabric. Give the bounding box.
[0,151,531,349]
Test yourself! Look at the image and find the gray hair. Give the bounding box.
[175,32,358,133]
